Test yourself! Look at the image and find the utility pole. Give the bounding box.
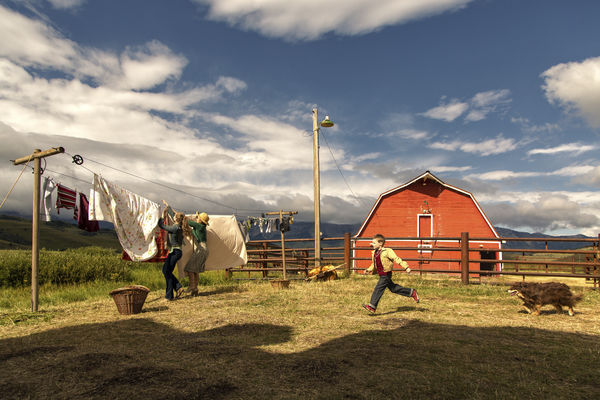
[312,108,334,269]
[13,147,65,311]
[312,109,321,269]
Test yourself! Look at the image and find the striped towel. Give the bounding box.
[56,184,77,217]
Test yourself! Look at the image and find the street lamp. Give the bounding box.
[312,108,334,269]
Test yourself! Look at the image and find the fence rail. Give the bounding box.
[226,232,600,288]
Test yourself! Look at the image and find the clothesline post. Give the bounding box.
[13,146,65,312]
[265,210,297,282]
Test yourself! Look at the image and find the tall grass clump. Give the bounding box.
[0,247,133,287]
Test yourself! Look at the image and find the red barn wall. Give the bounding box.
[354,180,501,272]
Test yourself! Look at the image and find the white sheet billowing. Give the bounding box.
[177,215,247,277]
[88,174,160,261]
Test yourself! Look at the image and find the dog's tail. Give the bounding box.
[572,294,584,303]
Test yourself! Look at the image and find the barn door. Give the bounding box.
[418,214,432,238]
[418,214,433,258]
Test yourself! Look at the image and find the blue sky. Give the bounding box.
[2,0,600,235]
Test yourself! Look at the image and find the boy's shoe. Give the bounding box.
[411,289,420,303]
[362,304,376,313]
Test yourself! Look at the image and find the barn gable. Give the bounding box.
[355,171,499,238]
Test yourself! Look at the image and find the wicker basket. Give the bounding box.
[109,285,150,315]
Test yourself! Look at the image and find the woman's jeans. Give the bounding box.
[369,272,412,309]
[162,249,182,299]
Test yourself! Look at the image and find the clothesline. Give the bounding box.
[7,150,302,228]
[62,151,271,214]
[13,152,274,218]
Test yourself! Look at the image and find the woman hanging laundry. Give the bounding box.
[184,211,210,296]
[157,200,189,300]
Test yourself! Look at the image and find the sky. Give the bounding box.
[2,0,600,236]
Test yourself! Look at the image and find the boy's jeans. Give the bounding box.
[369,272,412,309]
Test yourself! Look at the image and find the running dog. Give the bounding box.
[507,282,583,316]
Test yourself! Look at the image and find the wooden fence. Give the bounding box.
[226,232,600,288]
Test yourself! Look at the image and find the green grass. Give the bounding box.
[1,274,599,399]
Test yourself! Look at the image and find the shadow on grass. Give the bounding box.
[145,286,243,304]
[371,306,428,316]
[0,319,599,399]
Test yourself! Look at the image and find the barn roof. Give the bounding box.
[355,171,499,238]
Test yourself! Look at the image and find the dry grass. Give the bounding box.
[1,274,599,399]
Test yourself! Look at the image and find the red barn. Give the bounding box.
[354,171,502,273]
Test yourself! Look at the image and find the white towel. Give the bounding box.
[41,177,56,222]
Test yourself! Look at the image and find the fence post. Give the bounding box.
[262,242,268,278]
[461,232,469,285]
[344,232,351,274]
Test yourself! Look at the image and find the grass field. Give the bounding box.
[1,272,599,399]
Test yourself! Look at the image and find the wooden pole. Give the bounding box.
[280,210,286,280]
[312,108,321,269]
[31,150,41,312]
[344,232,351,274]
[461,232,470,285]
[13,146,64,311]
[265,210,297,281]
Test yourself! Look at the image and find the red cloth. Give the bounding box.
[77,193,99,232]
[121,229,168,262]
[375,249,386,276]
[56,183,77,219]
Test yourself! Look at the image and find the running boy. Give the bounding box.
[362,234,419,313]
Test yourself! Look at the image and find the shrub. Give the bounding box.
[0,247,133,287]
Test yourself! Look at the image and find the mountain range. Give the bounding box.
[0,214,594,251]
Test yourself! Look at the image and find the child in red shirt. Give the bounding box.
[362,234,419,313]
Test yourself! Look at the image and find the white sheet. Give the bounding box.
[88,174,160,261]
[177,214,247,276]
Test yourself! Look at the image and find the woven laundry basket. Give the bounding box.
[110,285,150,315]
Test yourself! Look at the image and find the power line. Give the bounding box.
[61,152,270,214]
[319,130,369,207]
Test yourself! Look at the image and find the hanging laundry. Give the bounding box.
[41,177,56,222]
[122,229,168,262]
[56,183,77,219]
[280,216,291,233]
[237,220,250,243]
[265,218,273,234]
[88,174,160,261]
[77,193,99,232]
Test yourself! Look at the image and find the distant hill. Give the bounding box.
[1,214,594,251]
[494,227,593,250]
[0,214,120,250]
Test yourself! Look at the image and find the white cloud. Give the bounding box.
[475,170,541,181]
[390,129,429,140]
[466,164,596,181]
[465,89,511,121]
[193,0,473,41]
[527,143,595,156]
[47,0,86,9]
[510,117,559,133]
[551,165,596,176]
[542,56,600,128]
[113,41,188,90]
[483,194,600,232]
[429,165,472,173]
[421,99,468,122]
[424,89,511,122]
[429,134,517,156]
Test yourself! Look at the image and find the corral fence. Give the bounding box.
[226,233,600,289]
